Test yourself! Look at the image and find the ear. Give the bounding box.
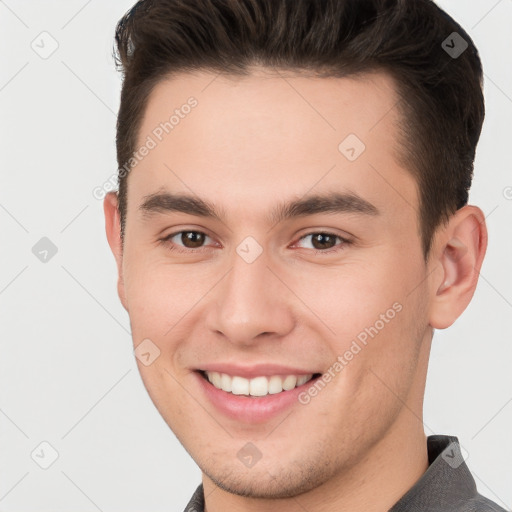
[428,205,488,329]
[104,192,128,311]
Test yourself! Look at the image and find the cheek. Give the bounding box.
[122,253,221,394]
[287,262,402,344]
[123,251,203,334]
[304,256,426,382]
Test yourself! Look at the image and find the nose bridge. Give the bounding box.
[207,244,294,344]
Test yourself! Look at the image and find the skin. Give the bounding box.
[104,67,487,512]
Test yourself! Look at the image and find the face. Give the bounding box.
[111,68,435,498]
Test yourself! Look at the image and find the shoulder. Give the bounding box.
[465,494,509,512]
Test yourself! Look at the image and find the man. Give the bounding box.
[104,0,507,510]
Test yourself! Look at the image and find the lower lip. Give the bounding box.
[195,372,319,423]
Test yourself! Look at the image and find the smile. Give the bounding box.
[202,371,318,397]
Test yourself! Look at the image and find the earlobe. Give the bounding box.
[429,206,487,329]
[103,192,128,311]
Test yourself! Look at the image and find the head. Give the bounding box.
[104,0,487,501]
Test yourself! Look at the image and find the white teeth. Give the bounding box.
[231,376,250,395]
[268,375,283,394]
[220,373,232,392]
[204,371,314,397]
[211,372,222,389]
[282,375,297,390]
[296,375,310,386]
[249,376,268,396]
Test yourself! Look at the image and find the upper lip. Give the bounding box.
[197,363,321,379]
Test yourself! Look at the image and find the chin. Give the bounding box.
[201,457,334,500]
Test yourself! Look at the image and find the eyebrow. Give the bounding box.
[139,190,379,225]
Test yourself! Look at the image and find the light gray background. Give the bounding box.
[1,1,511,511]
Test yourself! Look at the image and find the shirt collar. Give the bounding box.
[389,434,478,511]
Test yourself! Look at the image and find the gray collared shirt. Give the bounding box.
[183,435,507,511]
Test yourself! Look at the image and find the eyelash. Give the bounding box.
[160,230,352,255]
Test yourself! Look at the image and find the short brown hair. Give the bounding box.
[114,0,485,258]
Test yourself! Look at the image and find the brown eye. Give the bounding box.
[179,231,206,248]
[162,230,213,253]
[309,233,337,250]
[295,232,351,253]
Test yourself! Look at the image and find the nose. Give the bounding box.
[205,247,296,347]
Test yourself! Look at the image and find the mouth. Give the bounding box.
[198,370,322,398]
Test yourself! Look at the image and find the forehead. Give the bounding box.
[138,67,403,153]
[128,67,417,225]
